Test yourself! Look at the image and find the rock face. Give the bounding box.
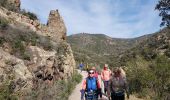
[47,10,66,41]
[0,49,32,92]
[0,1,76,99]
[25,44,75,80]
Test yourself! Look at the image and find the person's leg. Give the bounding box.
[103,81,107,94]
[111,92,115,100]
[104,81,109,94]
[120,94,125,100]
[94,95,98,100]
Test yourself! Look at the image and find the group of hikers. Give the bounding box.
[79,63,129,100]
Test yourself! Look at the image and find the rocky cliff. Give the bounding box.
[0,0,75,99]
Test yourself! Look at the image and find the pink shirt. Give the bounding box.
[101,69,111,81]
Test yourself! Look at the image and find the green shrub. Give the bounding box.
[72,71,82,83]
[55,72,82,100]
[0,37,6,46]
[11,39,25,55]
[0,17,9,29]
[22,53,30,61]
[127,55,170,99]
[0,81,18,100]
[20,10,38,20]
[165,48,170,57]
[40,36,53,51]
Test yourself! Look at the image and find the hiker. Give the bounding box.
[107,67,129,100]
[80,69,102,100]
[91,66,102,98]
[101,64,112,94]
[79,62,84,72]
[86,63,89,72]
[91,66,98,79]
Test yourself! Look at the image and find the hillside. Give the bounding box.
[120,28,170,100]
[67,33,151,66]
[67,30,170,99]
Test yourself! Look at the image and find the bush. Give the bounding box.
[0,81,18,100]
[20,10,38,20]
[127,55,170,99]
[39,36,53,51]
[72,71,82,83]
[0,17,9,29]
[55,72,82,100]
[0,37,6,46]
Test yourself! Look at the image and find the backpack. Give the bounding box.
[86,77,98,91]
[85,77,98,99]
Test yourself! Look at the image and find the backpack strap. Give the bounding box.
[86,77,88,91]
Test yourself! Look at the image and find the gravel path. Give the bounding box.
[68,70,87,100]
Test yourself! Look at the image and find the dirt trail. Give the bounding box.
[68,70,87,100]
[68,70,143,100]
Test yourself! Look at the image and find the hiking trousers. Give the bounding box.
[103,81,109,93]
[111,92,125,100]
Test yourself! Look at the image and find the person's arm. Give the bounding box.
[109,69,112,77]
[124,78,129,99]
[81,79,86,100]
[97,79,101,88]
[97,79,102,97]
[101,70,104,80]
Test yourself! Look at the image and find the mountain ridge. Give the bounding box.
[67,32,152,65]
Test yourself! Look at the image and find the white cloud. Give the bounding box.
[20,0,161,38]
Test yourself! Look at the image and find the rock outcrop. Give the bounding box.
[0,1,76,99]
[47,10,66,40]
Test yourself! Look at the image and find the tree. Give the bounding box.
[155,0,170,27]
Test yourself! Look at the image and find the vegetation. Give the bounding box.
[0,81,18,100]
[20,10,38,20]
[25,71,82,100]
[155,0,170,27]
[67,33,150,66]
[0,24,54,60]
[55,72,82,100]
[120,28,170,99]
[0,17,9,29]
[126,55,170,99]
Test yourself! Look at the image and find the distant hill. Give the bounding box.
[67,33,152,66]
[120,28,170,99]
[121,28,170,63]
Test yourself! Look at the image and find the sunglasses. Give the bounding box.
[89,72,94,74]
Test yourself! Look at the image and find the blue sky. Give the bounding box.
[20,0,161,38]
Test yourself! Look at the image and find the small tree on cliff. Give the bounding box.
[155,0,170,27]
